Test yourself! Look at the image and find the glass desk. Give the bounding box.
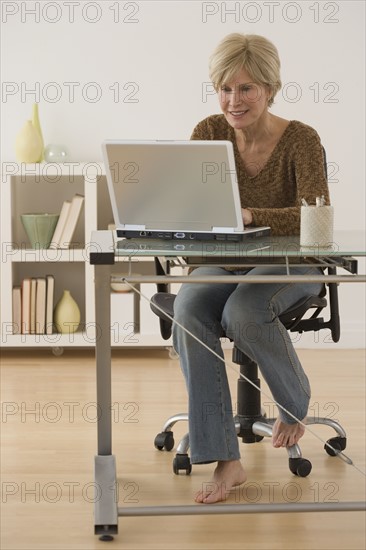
[89,230,366,540]
[113,230,365,259]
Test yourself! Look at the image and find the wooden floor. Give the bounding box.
[1,348,365,550]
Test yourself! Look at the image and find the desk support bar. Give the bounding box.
[117,501,365,517]
[112,274,366,285]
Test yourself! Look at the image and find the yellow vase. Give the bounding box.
[32,103,44,162]
[15,120,43,163]
[54,290,81,334]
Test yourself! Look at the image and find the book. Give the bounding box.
[58,194,84,249]
[21,278,32,334]
[49,200,71,249]
[12,287,21,335]
[35,278,47,334]
[45,275,55,335]
[30,278,37,334]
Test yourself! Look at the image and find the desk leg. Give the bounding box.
[94,264,118,538]
[95,264,112,455]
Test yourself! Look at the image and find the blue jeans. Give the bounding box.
[172,265,323,464]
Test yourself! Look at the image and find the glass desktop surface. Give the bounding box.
[115,230,365,258]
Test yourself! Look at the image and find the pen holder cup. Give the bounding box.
[300,206,334,248]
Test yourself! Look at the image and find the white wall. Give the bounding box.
[1,0,365,347]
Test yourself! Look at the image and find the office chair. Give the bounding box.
[150,263,347,478]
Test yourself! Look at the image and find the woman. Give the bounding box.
[172,33,330,504]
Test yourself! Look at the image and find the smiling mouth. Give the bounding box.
[229,110,248,117]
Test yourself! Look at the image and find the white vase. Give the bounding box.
[54,290,81,334]
[15,120,43,163]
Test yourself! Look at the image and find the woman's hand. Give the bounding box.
[241,208,253,226]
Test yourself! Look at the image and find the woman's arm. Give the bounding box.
[248,130,330,235]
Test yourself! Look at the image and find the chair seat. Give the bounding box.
[150,291,328,335]
[150,293,176,323]
[279,294,327,329]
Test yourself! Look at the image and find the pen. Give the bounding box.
[316,195,326,207]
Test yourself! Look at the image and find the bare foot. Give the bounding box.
[272,417,306,448]
[195,460,247,504]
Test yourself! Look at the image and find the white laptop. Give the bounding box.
[102,140,270,242]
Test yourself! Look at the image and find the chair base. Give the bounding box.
[154,413,347,477]
[154,349,347,478]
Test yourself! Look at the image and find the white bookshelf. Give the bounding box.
[0,162,173,351]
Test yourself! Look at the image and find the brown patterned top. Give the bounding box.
[191,115,330,236]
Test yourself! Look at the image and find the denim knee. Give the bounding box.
[173,306,223,353]
[221,294,270,345]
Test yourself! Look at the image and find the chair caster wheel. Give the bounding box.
[154,431,174,451]
[173,454,192,475]
[324,436,347,456]
[289,457,312,477]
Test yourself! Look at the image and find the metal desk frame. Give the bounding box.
[89,230,366,540]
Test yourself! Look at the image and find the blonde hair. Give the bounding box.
[209,33,282,107]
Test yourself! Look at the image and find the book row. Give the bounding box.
[12,275,55,335]
[49,194,84,249]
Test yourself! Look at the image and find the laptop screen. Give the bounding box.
[102,140,244,234]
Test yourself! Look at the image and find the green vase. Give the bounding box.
[32,103,44,162]
[54,290,81,334]
[21,213,59,249]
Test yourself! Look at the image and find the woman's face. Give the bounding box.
[218,68,271,130]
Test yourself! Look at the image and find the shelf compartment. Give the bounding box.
[11,175,86,249]
[11,262,86,335]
